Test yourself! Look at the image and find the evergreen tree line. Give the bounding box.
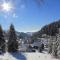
[39,20,60,36]
[0,24,18,52]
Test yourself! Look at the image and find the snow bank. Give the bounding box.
[0,52,59,60]
[24,53,59,60]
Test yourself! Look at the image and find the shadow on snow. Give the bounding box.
[10,52,26,60]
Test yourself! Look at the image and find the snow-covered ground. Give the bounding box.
[0,52,59,60]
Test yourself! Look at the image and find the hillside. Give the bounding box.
[33,20,60,38]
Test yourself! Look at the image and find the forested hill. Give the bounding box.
[33,20,60,38]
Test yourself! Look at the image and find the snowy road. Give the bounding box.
[0,52,59,60]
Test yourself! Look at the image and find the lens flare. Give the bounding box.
[2,2,13,12]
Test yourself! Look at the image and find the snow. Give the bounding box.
[25,53,59,60]
[0,52,59,60]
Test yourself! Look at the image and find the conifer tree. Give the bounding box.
[0,25,5,52]
[8,24,18,52]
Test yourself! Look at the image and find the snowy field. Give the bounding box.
[0,52,59,60]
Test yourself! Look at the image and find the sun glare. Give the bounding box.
[2,2,12,12]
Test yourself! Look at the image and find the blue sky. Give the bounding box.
[0,0,60,32]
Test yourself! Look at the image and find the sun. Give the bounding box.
[2,2,13,12]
